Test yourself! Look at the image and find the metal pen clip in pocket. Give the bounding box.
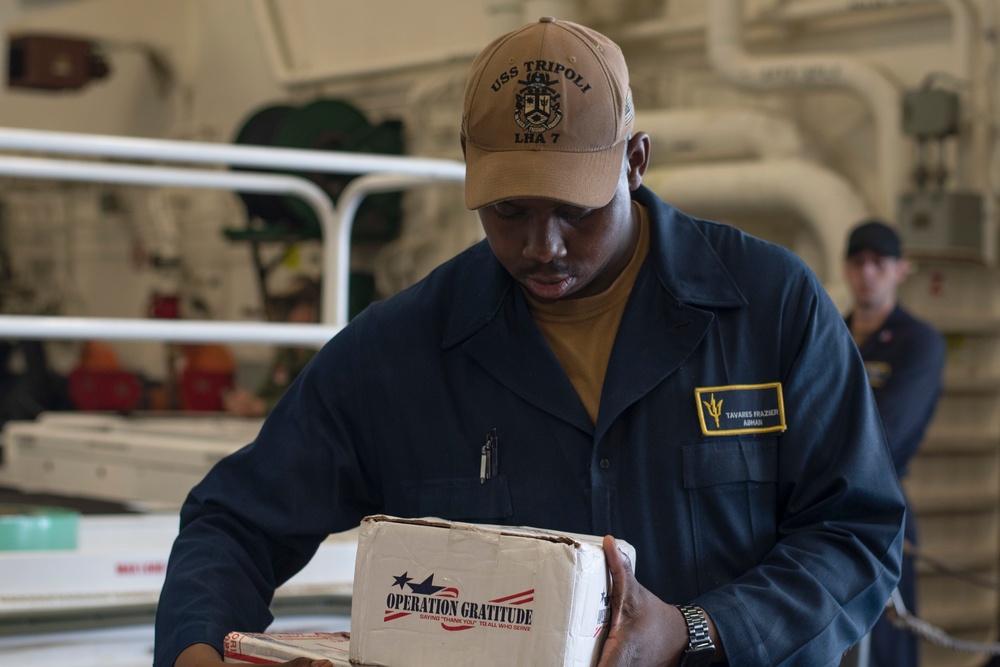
[480,427,498,483]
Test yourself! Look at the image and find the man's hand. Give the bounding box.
[596,535,688,667]
[174,643,332,667]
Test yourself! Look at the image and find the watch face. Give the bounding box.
[679,645,715,667]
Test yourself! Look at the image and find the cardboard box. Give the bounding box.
[0,414,259,507]
[350,515,635,667]
[223,631,351,664]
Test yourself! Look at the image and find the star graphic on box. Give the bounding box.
[408,573,445,595]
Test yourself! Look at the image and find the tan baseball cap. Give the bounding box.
[462,17,634,210]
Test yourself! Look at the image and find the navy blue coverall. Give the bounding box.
[155,186,905,667]
[848,305,946,667]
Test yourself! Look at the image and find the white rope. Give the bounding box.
[887,588,1000,655]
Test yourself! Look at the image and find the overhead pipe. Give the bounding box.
[616,0,962,74]
[768,0,973,91]
[635,107,871,307]
[636,108,805,163]
[643,158,871,310]
[770,0,938,23]
[748,0,985,194]
[943,0,975,81]
[707,0,904,219]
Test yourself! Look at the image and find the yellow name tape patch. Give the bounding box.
[863,361,891,389]
[695,382,786,436]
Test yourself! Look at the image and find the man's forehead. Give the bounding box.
[848,249,899,262]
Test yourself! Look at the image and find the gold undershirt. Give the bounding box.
[524,202,650,423]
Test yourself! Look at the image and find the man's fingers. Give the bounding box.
[603,534,621,572]
[284,659,331,667]
[603,534,633,577]
[603,534,633,621]
[618,546,632,573]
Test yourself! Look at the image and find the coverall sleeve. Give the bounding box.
[153,322,382,667]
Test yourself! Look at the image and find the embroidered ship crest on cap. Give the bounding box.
[514,71,563,133]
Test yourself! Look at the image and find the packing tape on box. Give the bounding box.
[0,504,79,551]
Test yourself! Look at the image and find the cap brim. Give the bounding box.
[464,139,627,210]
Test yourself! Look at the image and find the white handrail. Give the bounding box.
[0,126,466,180]
[0,126,468,330]
[328,172,466,326]
[0,129,468,344]
[0,154,344,333]
[0,315,342,346]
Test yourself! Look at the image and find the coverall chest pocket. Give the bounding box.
[401,476,513,523]
[682,439,778,586]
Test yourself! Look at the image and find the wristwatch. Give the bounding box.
[677,604,716,667]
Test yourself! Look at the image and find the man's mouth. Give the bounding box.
[523,273,575,300]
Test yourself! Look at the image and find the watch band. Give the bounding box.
[677,604,715,667]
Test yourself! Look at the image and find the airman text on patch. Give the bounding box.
[695,382,786,436]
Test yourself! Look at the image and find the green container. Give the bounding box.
[0,504,79,551]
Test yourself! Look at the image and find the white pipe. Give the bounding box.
[643,158,871,311]
[612,14,705,42]
[0,127,466,181]
[615,0,952,46]
[707,0,903,219]
[939,0,982,193]
[636,108,805,163]
[770,0,936,22]
[0,315,341,346]
[766,0,976,186]
[939,0,973,80]
[769,0,972,81]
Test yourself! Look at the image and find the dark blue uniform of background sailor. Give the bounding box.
[846,304,946,667]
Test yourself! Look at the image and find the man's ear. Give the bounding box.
[626,132,651,190]
[896,257,912,284]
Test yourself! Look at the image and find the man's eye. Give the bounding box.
[494,206,523,218]
[559,209,591,222]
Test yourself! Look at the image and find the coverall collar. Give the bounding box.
[632,185,747,309]
[441,187,748,434]
[444,185,746,348]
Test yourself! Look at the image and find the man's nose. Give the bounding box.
[523,218,567,264]
[860,259,881,276]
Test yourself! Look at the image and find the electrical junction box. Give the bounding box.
[897,191,984,260]
[902,89,960,139]
[7,34,109,90]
